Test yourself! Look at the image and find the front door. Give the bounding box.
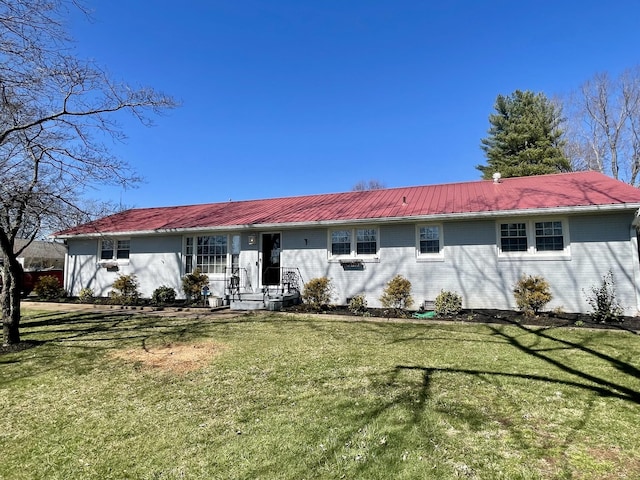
[262,233,281,286]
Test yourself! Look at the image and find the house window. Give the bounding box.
[331,230,351,255]
[185,235,228,274]
[418,225,442,254]
[500,223,528,252]
[329,227,378,258]
[100,239,130,260]
[535,221,564,251]
[356,228,377,254]
[116,240,130,259]
[498,219,568,256]
[100,240,114,260]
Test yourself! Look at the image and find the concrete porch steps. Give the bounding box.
[229,291,301,311]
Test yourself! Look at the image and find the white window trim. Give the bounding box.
[496,218,571,260]
[328,226,380,262]
[416,223,445,262]
[98,238,130,266]
[183,233,231,276]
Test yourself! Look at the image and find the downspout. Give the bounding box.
[63,247,70,295]
[631,209,640,314]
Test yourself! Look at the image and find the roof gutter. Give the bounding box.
[52,203,640,239]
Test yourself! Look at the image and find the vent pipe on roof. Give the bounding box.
[402,196,407,205]
[492,172,502,183]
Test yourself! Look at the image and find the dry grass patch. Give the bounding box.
[112,340,225,373]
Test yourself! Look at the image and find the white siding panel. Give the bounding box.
[128,236,183,298]
[65,239,102,296]
[283,228,331,288]
[66,236,183,298]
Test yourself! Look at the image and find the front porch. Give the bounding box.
[222,266,303,311]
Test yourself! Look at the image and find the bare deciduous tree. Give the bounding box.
[564,68,640,185]
[0,0,178,345]
[352,179,386,191]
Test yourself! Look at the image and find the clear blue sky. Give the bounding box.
[68,0,640,208]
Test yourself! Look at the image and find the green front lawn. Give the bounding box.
[1,309,639,479]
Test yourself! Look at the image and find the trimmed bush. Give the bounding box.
[434,290,462,317]
[33,275,65,300]
[181,269,209,303]
[152,285,177,305]
[78,287,95,303]
[111,274,140,305]
[513,274,552,316]
[348,294,368,315]
[380,275,414,312]
[584,270,623,323]
[302,277,334,311]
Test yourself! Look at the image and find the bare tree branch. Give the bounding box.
[0,0,178,344]
[564,67,640,185]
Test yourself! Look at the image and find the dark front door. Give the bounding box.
[262,233,281,286]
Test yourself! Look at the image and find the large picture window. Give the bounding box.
[498,219,568,256]
[185,235,228,274]
[329,227,378,258]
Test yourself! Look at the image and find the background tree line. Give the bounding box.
[477,68,640,185]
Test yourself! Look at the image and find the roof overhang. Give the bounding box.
[53,203,640,239]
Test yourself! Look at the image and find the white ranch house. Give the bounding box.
[54,171,640,314]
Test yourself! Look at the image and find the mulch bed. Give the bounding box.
[284,305,640,333]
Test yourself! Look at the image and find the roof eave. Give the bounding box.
[52,203,640,239]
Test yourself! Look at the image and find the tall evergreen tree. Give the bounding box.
[477,90,571,179]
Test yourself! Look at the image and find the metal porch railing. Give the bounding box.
[262,267,304,295]
[224,267,251,301]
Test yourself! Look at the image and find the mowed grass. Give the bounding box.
[1,309,639,480]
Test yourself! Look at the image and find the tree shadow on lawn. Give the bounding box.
[318,320,640,476]
[486,321,640,403]
[3,310,293,359]
[331,328,639,477]
[1,310,220,358]
[390,318,640,402]
[370,364,606,478]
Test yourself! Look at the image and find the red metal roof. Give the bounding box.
[55,171,640,237]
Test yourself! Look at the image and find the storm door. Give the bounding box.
[262,233,281,286]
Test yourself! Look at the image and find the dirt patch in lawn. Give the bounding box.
[112,340,225,374]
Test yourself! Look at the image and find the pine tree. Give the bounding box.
[477,90,571,179]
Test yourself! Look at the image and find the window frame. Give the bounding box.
[416,223,444,260]
[497,218,570,259]
[184,234,230,275]
[328,226,379,261]
[99,238,130,263]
